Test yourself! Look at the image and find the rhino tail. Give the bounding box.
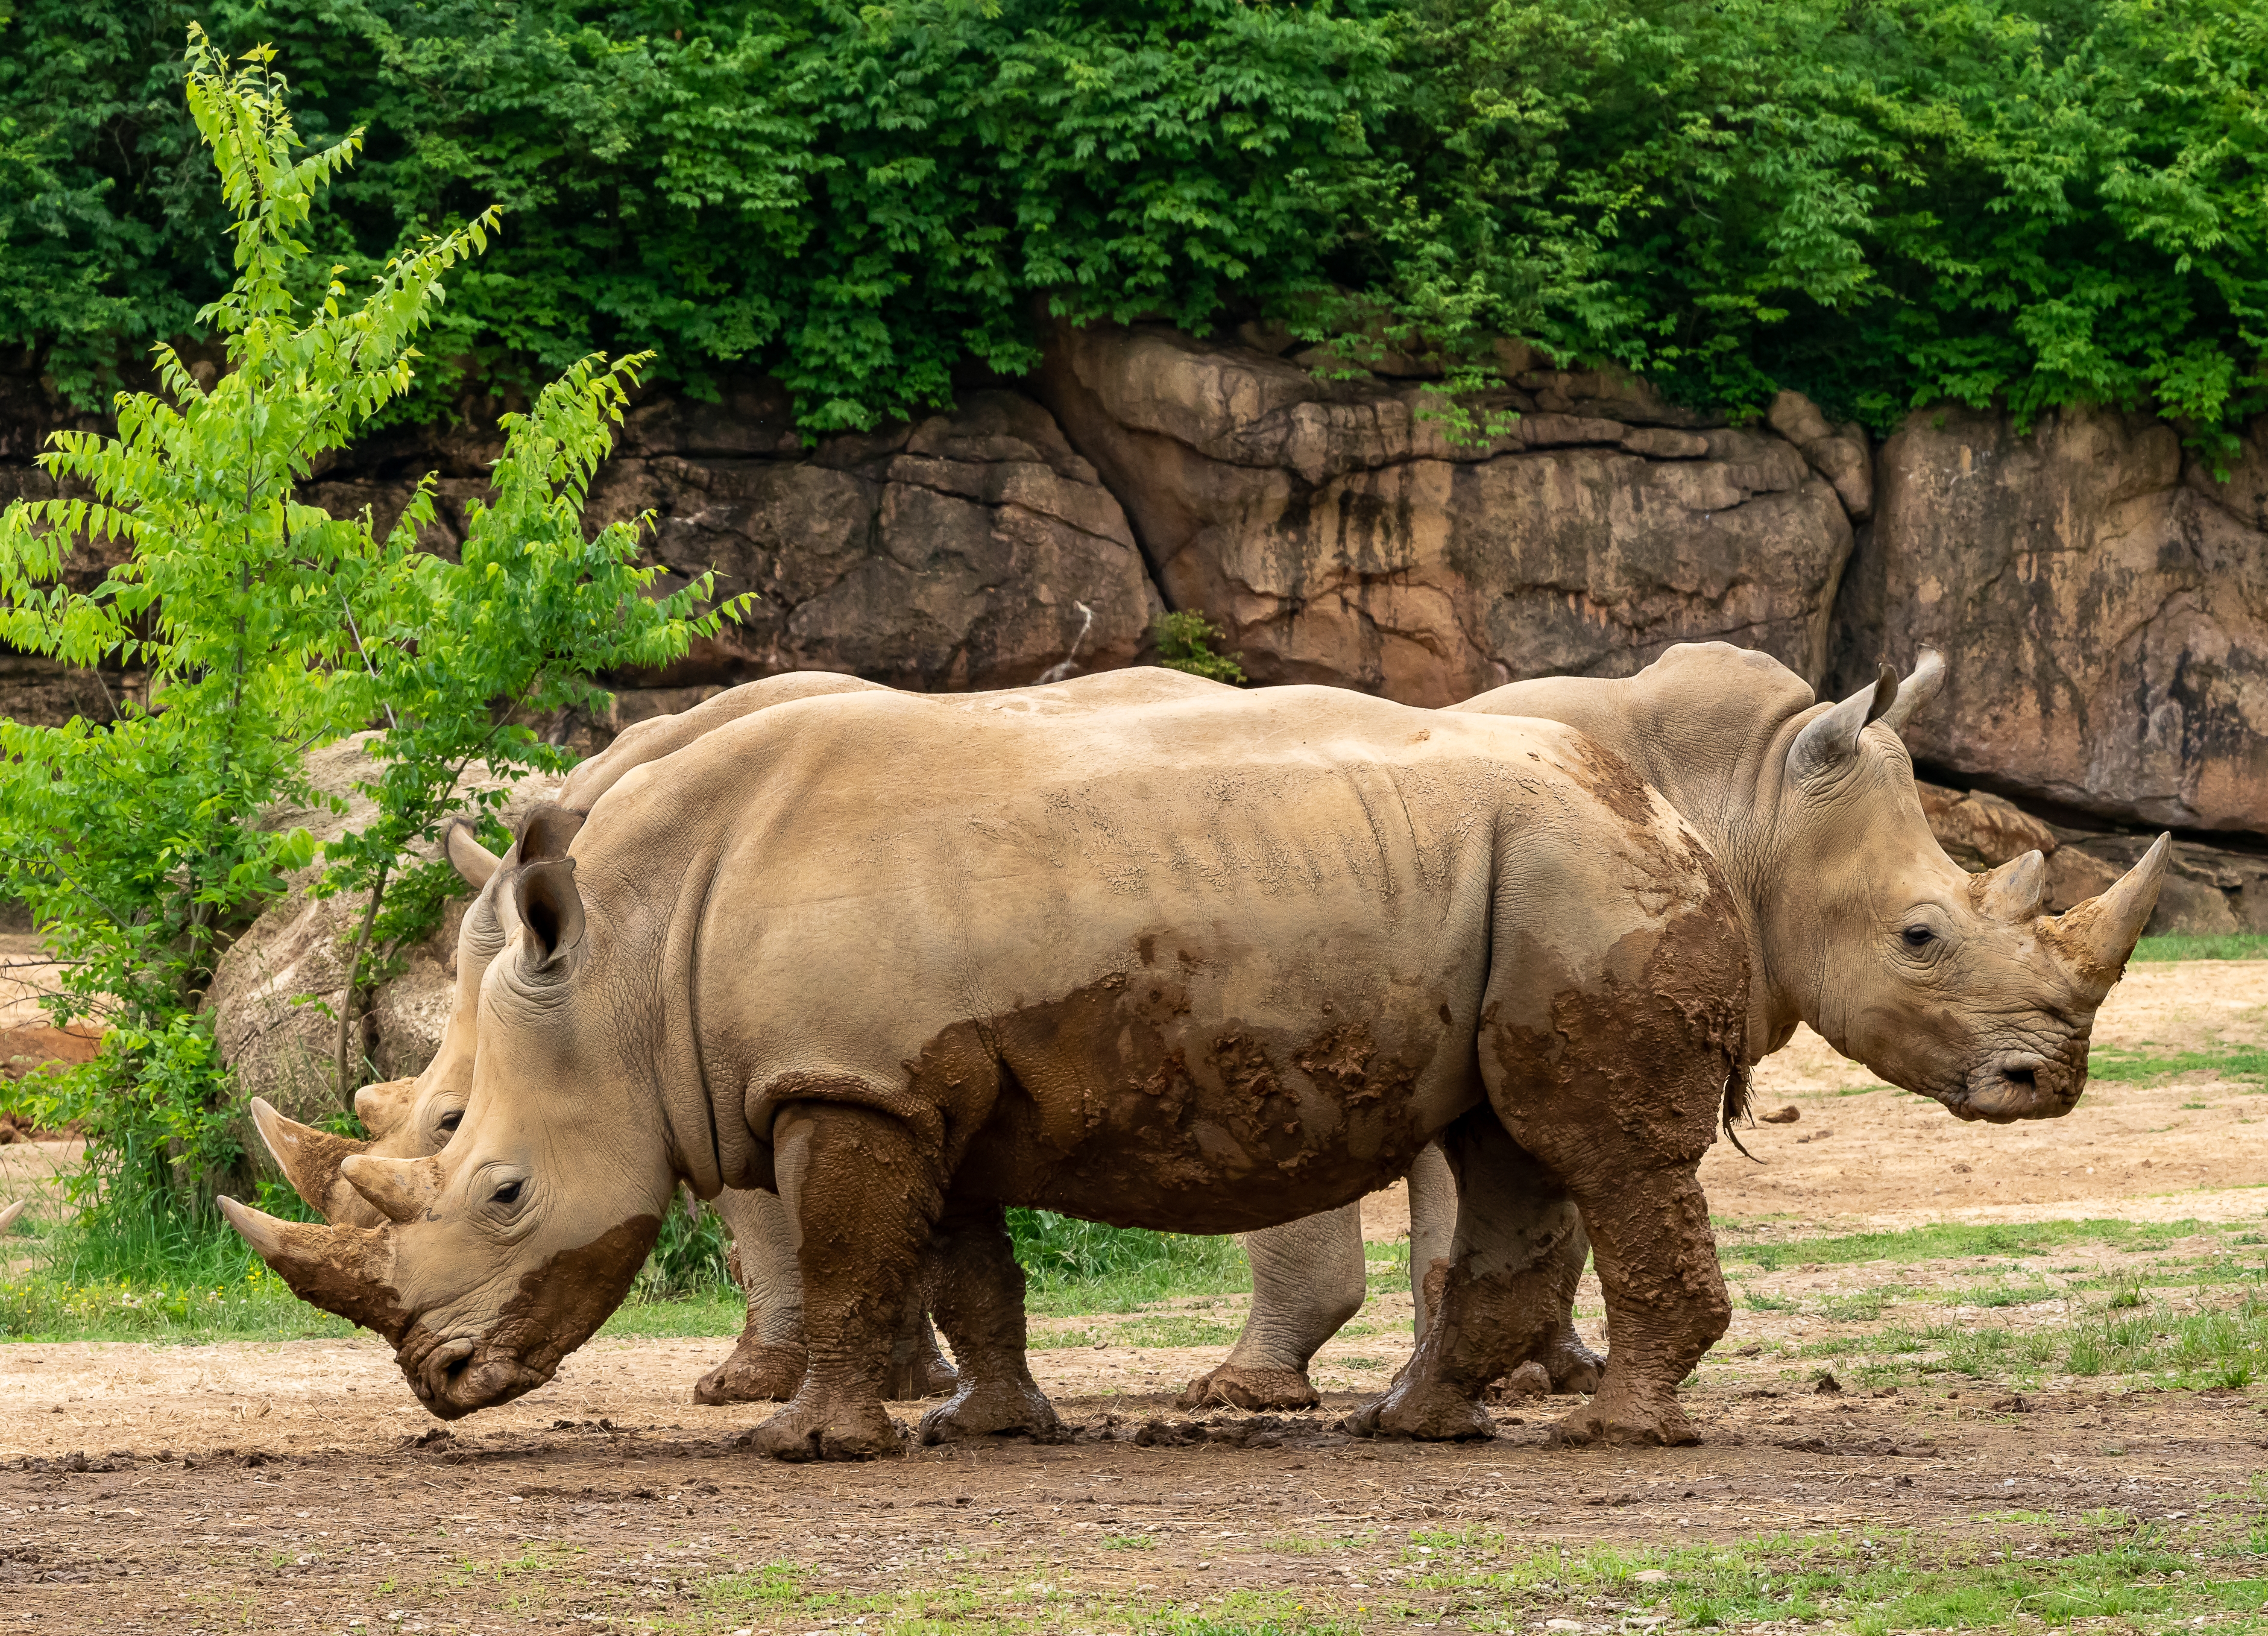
[1720,1059,1762,1163]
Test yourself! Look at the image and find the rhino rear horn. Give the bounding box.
[1878,647,1946,734]
[0,1200,24,1235]
[2044,834,2170,998]
[340,1153,447,1227]
[445,819,503,891]
[218,1197,408,1340]
[249,1097,369,1221]
[1973,850,2046,922]
[1787,664,1898,783]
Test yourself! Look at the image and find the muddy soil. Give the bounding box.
[3,960,2263,1631]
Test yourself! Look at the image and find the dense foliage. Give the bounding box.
[2,1,2262,438]
[0,32,741,1224]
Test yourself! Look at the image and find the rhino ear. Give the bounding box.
[514,858,585,971]
[444,819,502,891]
[1787,664,1897,784]
[1878,648,1946,735]
[516,803,586,865]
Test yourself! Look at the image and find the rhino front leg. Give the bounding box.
[1346,1109,1583,1440]
[1180,1201,1365,1411]
[1550,1157,1727,1448]
[918,1200,1061,1443]
[695,1186,808,1405]
[753,1103,942,1461]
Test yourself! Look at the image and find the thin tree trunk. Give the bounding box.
[336,857,390,1111]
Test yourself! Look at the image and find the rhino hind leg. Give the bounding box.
[917,1200,1061,1444]
[751,1103,941,1461]
[1345,1110,1582,1441]
[885,1309,960,1401]
[1180,1201,1365,1411]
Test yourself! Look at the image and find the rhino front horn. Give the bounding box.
[218,1197,409,1340]
[0,1200,25,1235]
[2045,834,2170,998]
[249,1097,370,1222]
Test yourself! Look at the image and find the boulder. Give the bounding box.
[1840,405,2268,837]
[202,736,564,1136]
[1914,782,2060,871]
[1037,324,1861,704]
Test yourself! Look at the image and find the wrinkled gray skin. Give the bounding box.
[1209,643,2170,1416]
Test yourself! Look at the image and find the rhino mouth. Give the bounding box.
[1952,1052,2077,1123]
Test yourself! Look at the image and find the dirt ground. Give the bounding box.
[2,961,2264,1632]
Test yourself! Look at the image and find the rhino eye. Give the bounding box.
[436,1110,462,1134]
[1901,925,1936,949]
[491,1179,523,1205]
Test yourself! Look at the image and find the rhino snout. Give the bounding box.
[1957,1052,2074,1123]
[404,1334,553,1420]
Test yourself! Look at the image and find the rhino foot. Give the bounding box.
[916,1377,1062,1445]
[1342,1382,1495,1442]
[694,1340,807,1405]
[752,1392,907,1462]
[1547,1381,1698,1448]
[1177,1365,1319,1412]
[1546,1329,1606,1396]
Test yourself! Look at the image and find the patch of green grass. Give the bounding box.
[1383,1516,2234,1634]
[1113,1314,1245,1348]
[1101,1534,1159,1550]
[1836,1083,1879,1096]
[1737,1282,1799,1311]
[2131,931,2268,962]
[2087,1040,2268,1090]
[1723,1217,2195,1272]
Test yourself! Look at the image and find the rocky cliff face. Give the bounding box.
[1037,325,1865,703]
[3,331,2261,921]
[1835,406,2268,838]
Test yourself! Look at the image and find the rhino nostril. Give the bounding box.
[429,1337,476,1388]
[2002,1067,2037,1089]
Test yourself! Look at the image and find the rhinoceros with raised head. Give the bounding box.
[225,680,1758,1454]
[1191,642,2172,1414]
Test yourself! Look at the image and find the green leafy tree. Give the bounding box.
[0,29,742,1227]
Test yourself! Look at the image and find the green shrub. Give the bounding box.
[1152,612,1248,685]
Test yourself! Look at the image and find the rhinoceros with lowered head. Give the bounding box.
[226,679,1763,1454]
[1192,642,2171,1413]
